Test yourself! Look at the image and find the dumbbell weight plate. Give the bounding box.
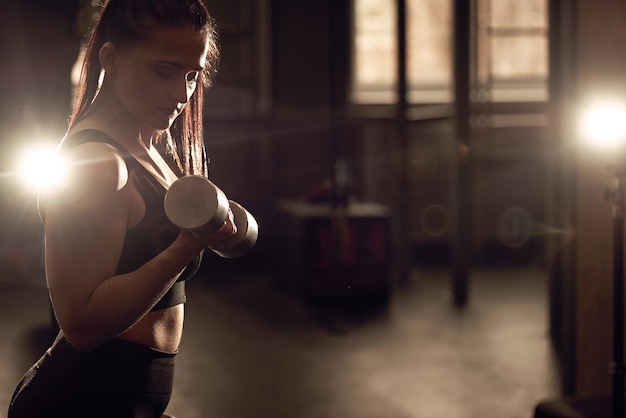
[164,175,230,237]
[212,200,259,259]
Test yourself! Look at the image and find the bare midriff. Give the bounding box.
[117,304,184,353]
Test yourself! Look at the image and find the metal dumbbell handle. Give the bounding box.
[164,175,258,258]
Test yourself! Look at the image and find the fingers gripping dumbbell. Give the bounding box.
[164,175,258,258]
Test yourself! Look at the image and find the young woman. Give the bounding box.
[8,1,233,416]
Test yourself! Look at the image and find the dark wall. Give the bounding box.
[0,0,80,153]
[200,0,360,271]
[271,1,332,109]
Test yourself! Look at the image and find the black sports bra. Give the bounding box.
[58,129,202,311]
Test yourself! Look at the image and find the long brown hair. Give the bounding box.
[68,0,219,176]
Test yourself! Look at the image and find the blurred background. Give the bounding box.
[0,0,622,417]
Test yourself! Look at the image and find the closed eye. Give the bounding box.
[153,65,177,79]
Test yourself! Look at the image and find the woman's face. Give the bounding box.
[111,25,210,130]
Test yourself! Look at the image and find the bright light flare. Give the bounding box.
[18,146,66,190]
[580,101,626,151]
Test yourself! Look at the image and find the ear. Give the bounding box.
[99,42,118,77]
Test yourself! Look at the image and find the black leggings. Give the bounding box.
[8,332,176,418]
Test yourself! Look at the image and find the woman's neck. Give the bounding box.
[72,79,157,148]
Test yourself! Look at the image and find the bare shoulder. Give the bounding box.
[65,141,129,190]
[50,141,132,212]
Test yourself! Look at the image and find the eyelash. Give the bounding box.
[154,67,175,79]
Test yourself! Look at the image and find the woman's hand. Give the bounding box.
[169,207,237,263]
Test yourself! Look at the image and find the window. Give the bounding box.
[406,0,453,103]
[476,0,548,102]
[351,0,548,105]
[352,0,398,104]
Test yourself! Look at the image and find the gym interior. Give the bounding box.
[0,1,620,417]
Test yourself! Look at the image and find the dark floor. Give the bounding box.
[0,265,560,418]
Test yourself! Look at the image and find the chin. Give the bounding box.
[147,110,179,130]
[149,118,175,131]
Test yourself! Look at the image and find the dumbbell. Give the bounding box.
[164,175,258,259]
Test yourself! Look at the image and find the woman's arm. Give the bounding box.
[44,142,229,352]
